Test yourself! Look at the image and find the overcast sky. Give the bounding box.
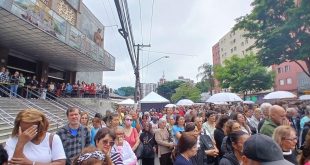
[83,0,253,89]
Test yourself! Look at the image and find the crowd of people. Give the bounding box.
[0,101,310,165]
[0,66,110,99]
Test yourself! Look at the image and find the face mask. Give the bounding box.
[125,120,132,125]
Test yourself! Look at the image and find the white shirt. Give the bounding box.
[5,132,66,163]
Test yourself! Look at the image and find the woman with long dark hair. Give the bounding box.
[219,131,249,165]
[214,115,229,157]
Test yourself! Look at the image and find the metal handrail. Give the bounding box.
[0,84,65,128]
[61,97,97,116]
[45,92,97,117]
[24,88,67,112]
[0,107,14,127]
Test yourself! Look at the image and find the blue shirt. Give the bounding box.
[90,127,100,146]
[69,128,78,136]
[172,125,184,144]
[174,154,193,165]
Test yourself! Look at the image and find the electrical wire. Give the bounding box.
[141,49,199,57]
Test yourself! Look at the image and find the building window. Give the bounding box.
[245,39,249,44]
[287,78,292,84]
[233,39,236,43]
[284,65,290,72]
[231,48,233,53]
[241,42,244,46]
[279,79,285,85]
[278,67,282,74]
[234,46,237,51]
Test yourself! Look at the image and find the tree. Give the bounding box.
[195,81,210,93]
[234,0,310,77]
[157,80,184,101]
[115,86,135,96]
[171,83,201,103]
[197,63,214,95]
[214,54,275,96]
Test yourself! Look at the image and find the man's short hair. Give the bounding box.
[66,107,80,116]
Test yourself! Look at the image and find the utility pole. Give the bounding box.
[134,44,150,102]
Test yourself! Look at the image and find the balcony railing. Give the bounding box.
[0,0,115,71]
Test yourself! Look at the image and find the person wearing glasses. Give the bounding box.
[95,127,123,165]
[272,125,298,165]
[114,126,137,165]
[123,115,140,151]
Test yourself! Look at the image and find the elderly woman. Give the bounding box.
[95,128,123,165]
[5,109,66,165]
[272,125,298,165]
[114,126,137,165]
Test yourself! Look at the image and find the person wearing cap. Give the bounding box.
[260,105,289,137]
[242,134,294,165]
[272,126,298,165]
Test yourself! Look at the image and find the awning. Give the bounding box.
[0,6,115,72]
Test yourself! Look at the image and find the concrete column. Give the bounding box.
[0,47,9,68]
[37,62,49,81]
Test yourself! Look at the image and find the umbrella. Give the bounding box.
[206,92,243,103]
[213,102,228,105]
[299,95,310,101]
[243,100,255,104]
[165,103,177,108]
[263,91,296,100]
[176,99,194,106]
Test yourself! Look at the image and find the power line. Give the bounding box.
[141,49,199,57]
[138,0,143,44]
[145,0,155,82]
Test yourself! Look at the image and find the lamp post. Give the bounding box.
[138,56,169,99]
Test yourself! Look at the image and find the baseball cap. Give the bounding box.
[243,134,294,165]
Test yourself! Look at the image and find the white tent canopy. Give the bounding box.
[117,98,135,105]
[140,92,170,103]
[263,91,296,100]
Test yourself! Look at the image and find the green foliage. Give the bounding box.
[214,54,275,95]
[234,0,310,77]
[195,81,210,93]
[116,86,135,96]
[171,83,201,103]
[197,63,214,94]
[157,80,184,101]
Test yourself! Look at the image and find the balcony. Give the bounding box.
[0,0,115,71]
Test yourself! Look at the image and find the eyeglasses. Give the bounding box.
[283,137,297,141]
[125,119,132,121]
[102,140,115,146]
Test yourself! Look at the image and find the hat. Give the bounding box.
[243,134,294,165]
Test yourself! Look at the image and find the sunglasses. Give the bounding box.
[125,119,132,121]
[102,140,115,146]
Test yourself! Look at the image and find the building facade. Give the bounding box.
[273,61,310,94]
[218,29,257,65]
[0,0,115,83]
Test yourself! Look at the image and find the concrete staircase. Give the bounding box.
[0,98,66,144]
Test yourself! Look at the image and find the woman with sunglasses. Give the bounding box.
[94,127,123,165]
[272,125,298,165]
[114,126,137,165]
[123,115,140,151]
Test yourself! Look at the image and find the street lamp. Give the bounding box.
[139,56,169,70]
